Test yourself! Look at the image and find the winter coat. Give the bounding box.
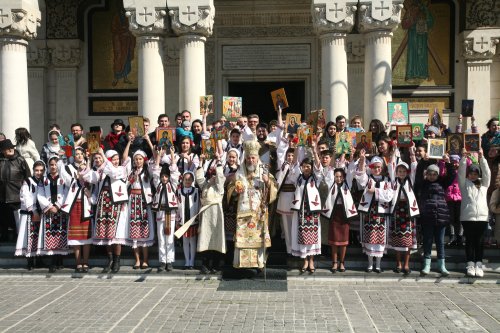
[418,180,450,226]
[458,156,490,222]
[0,151,31,204]
[15,139,40,171]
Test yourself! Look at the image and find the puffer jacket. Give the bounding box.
[0,151,31,204]
[419,180,450,226]
[458,156,490,222]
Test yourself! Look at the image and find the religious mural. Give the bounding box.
[392,0,453,87]
[89,0,138,92]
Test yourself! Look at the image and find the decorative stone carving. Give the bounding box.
[27,40,49,67]
[167,0,215,37]
[462,29,500,60]
[216,26,315,38]
[163,37,180,66]
[466,0,499,30]
[0,1,41,40]
[123,0,168,35]
[347,33,365,62]
[312,0,358,34]
[357,0,403,32]
[47,39,81,67]
[205,39,215,95]
[46,0,78,39]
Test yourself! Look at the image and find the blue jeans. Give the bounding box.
[422,224,446,259]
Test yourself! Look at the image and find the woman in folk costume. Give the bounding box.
[175,170,199,270]
[222,148,240,264]
[81,148,128,273]
[358,156,394,273]
[388,144,419,276]
[323,149,367,273]
[58,149,93,273]
[190,152,226,273]
[123,133,159,269]
[290,158,323,273]
[229,140,278,270]
[152,147,180,272]
[15,160,46,270]
[276,147,300,255]
[37,156,69,272]
[161,135,199,174]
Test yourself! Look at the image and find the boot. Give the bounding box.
[111,255,120,273]
[102,254,113,273]
[420,258,431,276]
[27,258,35,271]
[446,234,456,246]
[437,259,449,277]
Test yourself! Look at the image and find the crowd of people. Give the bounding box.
[0,108,498,278]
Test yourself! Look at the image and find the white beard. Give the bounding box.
[246,164,256,172]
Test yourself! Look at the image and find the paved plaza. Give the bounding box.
[0,275,498,332]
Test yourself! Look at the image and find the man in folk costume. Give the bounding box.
[228,140,277,270]
[358,156,394,273]
[290,158,323,273]
[152,147,180,272]
[388,157,420,276]
[175,171,200,271]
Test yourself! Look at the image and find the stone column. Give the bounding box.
[168,0,215,120]
[47,39,81,134]
[347,34,365,121]
[358,0,403,124]
[0,3,41,139]
[462,29,500,130]
[163,37,180,120]
[123,0,168,122]
[312,1,357,121]
[27,40,49,145]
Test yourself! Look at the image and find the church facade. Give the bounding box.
[0,0,499,145]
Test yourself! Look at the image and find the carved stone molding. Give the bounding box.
[347,33,365,62]
[205,39,215,94]
[47,39,81,67]
[167,0,215,37]
[45,0,78,39]
[0,3,41,40]
[27,40,49,67]
[466,0,500,30]
[215,26,315,38]
[123,0,168,35]
[312,1,358,35]
[357,0,403,33]
[163,37,180,66]
[462,29,500,61]
[216,11,311,27]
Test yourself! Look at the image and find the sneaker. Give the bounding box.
[475,262,484,278]
[466,261,476,277]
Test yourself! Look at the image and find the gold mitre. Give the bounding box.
[243,140,260,156]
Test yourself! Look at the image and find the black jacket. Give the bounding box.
[418,163,454,226]
[0,151,31,204]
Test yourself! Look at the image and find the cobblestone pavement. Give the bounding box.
[0,276,498,332]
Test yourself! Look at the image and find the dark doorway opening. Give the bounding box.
[228,81,306,125]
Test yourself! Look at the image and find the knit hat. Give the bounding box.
[450,154,460,162]
[426,164,439,174]
[467,164,481,176]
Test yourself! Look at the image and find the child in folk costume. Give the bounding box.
[82,148,128,273]
[388,144,419,276]
[161,135,199,173]
[194,153,226,274]
[175,171,199,270]
[152,147,180,272]
[358,156,394,273]
[291,158,323,273]
[276,147,300,255]
[323,150,366,273]
[37,156,69,272]
[15,160,46,270]
[59,150,94,273]
[123,138,158,269]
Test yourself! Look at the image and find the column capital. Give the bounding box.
[462,29,500,61]
[311,1,357,35]
[123,0,168,35]
[357,0,403,33]
[167,0,215,37]
[347,34,365,63]
[0,1,41,40]
[27,39,49,67]
[47,39,81,67]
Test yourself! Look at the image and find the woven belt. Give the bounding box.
[280,184,296,192]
